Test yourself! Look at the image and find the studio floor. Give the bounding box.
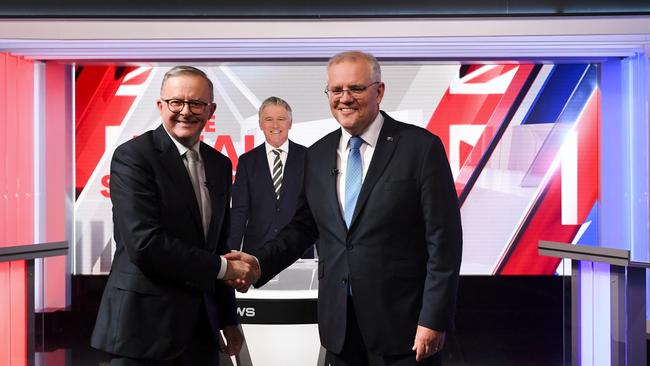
[35,276,573,365]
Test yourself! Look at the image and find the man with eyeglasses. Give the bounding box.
[228,51,462,365]
[92,66,254,365]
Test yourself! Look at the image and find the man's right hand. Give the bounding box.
[223,251,261,292]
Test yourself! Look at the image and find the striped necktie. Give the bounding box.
[271,149,283,200]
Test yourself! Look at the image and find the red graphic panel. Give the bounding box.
[427,65,536,194]
[498,90,600,274]
[75,66,151,196]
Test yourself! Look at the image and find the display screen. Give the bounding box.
[74,62,599,275]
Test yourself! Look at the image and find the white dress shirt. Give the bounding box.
[264,140,290,178]
[336,113,385,218]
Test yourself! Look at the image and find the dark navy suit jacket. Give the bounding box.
[228,140,313,256]
[91,125,237,361]
[252,113,462,356]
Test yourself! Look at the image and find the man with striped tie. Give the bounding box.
[228,97,314,258]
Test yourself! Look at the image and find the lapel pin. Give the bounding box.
[386,136,393,142]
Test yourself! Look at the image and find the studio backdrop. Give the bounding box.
[73,62,599,276]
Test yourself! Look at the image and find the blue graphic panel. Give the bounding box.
[575,201,599,246]
[523,64,590,124]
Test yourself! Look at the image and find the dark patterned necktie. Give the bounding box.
[271,149,283,200]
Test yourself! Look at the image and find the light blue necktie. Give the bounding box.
[344,136,364,228]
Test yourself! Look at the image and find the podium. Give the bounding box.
[539,241,648,366]
[233,259,324,366]
[0,241,68,366]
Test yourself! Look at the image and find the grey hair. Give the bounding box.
[160,66,214,101]
[327,50,381,82]
[258,96,293,119]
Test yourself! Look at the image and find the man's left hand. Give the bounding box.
[221,325,244,356]
[412,326,445,361]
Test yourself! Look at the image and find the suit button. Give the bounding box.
[346,244,353,250]
[274,228,278,233]
[276,208,280,212]
[341,278,347,284]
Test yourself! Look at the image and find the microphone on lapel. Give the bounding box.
[329,168,340,176]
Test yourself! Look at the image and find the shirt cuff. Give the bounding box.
[217,256,228,279]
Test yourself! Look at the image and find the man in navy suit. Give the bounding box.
[91,66,255,365]
[228,97,313,258]
[228,51,462,366]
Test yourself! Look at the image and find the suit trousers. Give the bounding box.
[110,301,220,366]
[325,297,441,366]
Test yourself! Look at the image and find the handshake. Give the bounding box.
[223,251,261,292]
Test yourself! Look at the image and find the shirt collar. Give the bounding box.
[163,124,202,159]
[265,140,290,155]
[339,112,384,152]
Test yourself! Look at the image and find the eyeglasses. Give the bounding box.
[161,98,211,114]
[324,81,380,98]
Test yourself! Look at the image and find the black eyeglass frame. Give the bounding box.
[324,81,381,98]
[161,98,212,114]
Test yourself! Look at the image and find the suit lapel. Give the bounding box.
[154,125,204,240]
[279,140,299,204]
[254,144,277,199]
[201,143,223,250]
[321,130,347,229]
[349,114,399,229]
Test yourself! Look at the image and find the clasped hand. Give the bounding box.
[223,251,261,292]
